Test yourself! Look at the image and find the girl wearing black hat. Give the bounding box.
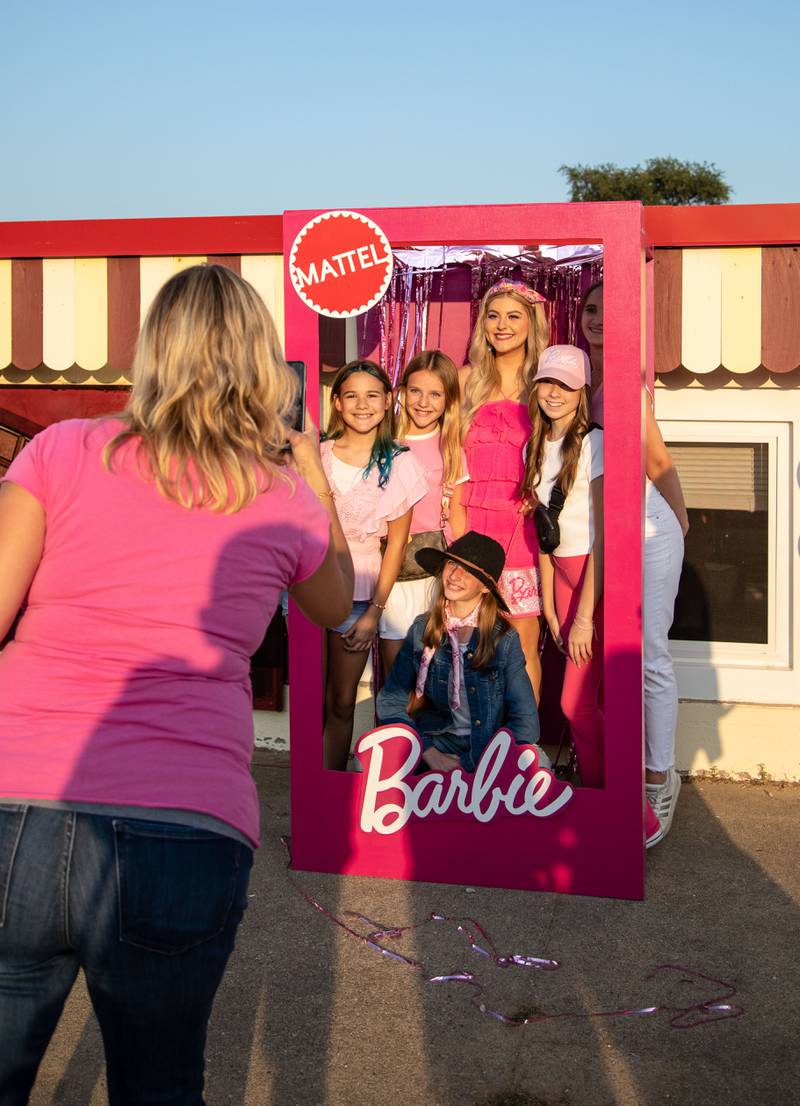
[376,532,546,773]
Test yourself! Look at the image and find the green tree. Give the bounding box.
[559,157,731,205]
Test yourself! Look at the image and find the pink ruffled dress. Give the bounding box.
[321,440,428,600]
[462,400,542,618]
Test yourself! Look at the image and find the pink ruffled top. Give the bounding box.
[321,440,427,599]
[462,400,537,563]
[463,400,530,512]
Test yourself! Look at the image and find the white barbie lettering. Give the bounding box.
[357,726,573,836]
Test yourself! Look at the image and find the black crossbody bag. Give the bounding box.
[533,423,602,554]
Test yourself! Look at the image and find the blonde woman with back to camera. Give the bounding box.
[0,264,352,1104]
[457,280,550,700]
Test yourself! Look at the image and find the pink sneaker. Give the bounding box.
[645,798,663,849]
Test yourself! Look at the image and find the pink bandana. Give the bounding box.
[415,599,483,710]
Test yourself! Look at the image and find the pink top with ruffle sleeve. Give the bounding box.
[320,440,427,599]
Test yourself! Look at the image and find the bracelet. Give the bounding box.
[370,599,386,611]
[316,489,335,501]
[572,614,594,628]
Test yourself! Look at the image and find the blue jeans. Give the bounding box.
[0,805,252,1105]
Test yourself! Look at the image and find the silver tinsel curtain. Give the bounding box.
[358,246,604,386]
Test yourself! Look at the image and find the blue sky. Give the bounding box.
[3,0,798,220]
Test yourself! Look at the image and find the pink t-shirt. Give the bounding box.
[321,440,427,599]
[403,430,469,533]
[0,418,330,845]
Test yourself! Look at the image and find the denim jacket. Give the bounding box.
[376,614,540,772]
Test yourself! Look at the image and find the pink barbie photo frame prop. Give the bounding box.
[284,202,647,900]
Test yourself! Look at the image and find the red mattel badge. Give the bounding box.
[289,210,393,318]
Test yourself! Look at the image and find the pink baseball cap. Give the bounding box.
[533,345,591,390]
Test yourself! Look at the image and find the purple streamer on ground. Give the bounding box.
[280,837,743,1030]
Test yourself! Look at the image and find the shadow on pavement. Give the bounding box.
[31,772,799,1106]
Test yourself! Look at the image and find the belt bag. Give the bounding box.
[534,487,566,554]
[533,422,602,554]
[381,529,446,581]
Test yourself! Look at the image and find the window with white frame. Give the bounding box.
[669,438,769,645]
[656,386,799,706]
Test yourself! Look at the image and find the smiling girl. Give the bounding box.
[523,345,605,788]
[321,360,427,770]
[457,280,550,699]
[380,351,469,671]
[376,532,545,774]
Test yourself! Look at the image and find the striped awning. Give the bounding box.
[655,246,800,374]
[0,254,284,386]
[3,246,798,383]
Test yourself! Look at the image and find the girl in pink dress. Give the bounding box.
[321,360,427,771]
[457,280,550,699]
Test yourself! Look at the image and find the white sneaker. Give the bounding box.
[646,767,682,842]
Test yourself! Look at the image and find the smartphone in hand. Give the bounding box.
[287,361,306,434]
[281,361,307,452]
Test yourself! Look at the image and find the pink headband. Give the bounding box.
[485,280,547,308]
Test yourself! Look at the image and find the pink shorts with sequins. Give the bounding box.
[499,565,543,619]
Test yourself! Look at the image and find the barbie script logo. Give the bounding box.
[356,726,573,835]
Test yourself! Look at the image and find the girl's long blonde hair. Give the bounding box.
[104,264,296,512]
[523,382,592,500]
[462,286,549,437]
[395,350,462,487]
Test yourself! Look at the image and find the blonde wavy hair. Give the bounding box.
[395,350,462,487]
[104,264,297,512]
[462,286,549,437]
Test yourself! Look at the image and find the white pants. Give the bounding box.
[643,484,685,773]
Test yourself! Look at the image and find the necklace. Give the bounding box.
[497,384,520,403]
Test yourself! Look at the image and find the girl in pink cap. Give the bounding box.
[456,280,550,700]
[523,344,606,789]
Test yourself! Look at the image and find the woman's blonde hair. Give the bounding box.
[395,350,462,487]
[104,264,296,512]
[462,286,549,437]
[523,382,592,500]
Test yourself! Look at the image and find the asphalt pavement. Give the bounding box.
[29,757,800,1106]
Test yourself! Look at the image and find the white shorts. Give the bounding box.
[379,576,436,640]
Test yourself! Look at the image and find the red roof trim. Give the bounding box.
[1,203,799,256]
[644,203,800,247]
[0,215,283,258]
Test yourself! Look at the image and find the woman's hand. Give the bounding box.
[286,425,327,488]
[342,608,380,652]
[519,495,538,517]
[422,747,462,773]
[544,610,564,653]
[567,618,593,668]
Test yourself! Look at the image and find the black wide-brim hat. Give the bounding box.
[415,531,510,613]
